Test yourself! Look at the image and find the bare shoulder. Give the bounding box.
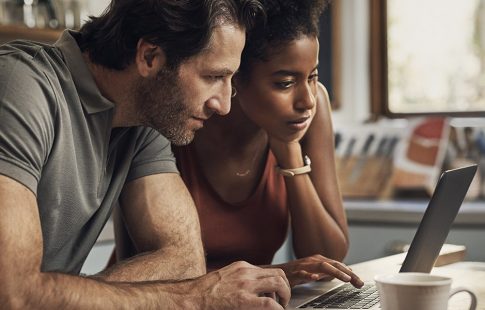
[309,82,333,130]
[316,82,332,114]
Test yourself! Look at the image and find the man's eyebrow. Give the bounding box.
[208,68,236,76]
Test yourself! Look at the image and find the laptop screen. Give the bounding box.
[400,164,477,273]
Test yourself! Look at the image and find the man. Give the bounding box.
[0,0,290,308]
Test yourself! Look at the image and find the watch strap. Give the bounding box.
[276,155,312,177]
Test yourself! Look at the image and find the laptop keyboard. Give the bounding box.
[298,283,380,309]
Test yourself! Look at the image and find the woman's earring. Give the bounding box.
[231,86,237,98]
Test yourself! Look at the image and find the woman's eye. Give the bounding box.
[276,80,295,89]
[309,73,319,81]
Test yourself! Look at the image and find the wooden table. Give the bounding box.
[289,253,484,309]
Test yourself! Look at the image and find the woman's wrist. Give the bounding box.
[276,155,311,177]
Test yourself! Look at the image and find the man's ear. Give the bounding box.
[135,38,167,77]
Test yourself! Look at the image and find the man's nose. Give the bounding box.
[206,84,232,116]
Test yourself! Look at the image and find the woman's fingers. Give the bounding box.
[281,257,365,288]
[298,259,364,287]
[317,262,352,282]
[294,270,320,281]
[332,262,364,288]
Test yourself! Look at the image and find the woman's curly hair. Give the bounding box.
[239,0,329,80]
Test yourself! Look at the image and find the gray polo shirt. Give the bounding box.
[0,31,178,274]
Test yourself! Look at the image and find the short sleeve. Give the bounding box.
[126,127,179,182]
[0,50,55,194]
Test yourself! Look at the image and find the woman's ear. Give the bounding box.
[135,38,167,77]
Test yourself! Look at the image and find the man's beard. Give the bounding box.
[134,68,195,146]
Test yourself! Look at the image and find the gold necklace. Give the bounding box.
[234,143,267,177]
[235,170,251,177]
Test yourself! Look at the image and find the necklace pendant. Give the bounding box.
[235,169,251,177]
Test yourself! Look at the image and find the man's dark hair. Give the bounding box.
[79,0,264,70]
[239,0,328,80]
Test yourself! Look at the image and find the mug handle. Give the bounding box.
[449,287,477,310]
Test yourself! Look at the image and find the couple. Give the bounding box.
[0,0,361,308]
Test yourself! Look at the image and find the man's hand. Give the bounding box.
[274,255,364,288]
[196,261,291,309]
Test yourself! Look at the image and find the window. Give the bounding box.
[371,0,485,117]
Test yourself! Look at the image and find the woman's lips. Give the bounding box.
[287,116,311,131]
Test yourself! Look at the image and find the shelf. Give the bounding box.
[0,24,62,44]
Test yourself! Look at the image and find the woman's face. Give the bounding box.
[235,35,319,142]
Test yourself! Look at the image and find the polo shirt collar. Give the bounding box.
[54,30,114,114]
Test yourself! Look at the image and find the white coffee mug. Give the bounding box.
[374,272,477,310]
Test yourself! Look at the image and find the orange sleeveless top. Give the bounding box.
[174,145,289,269]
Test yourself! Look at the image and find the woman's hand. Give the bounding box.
[268,138,304,168]
[274,255,364,288]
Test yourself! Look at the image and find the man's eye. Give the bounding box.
[207,75,225,81]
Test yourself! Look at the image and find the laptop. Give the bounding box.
[289,164,478,309]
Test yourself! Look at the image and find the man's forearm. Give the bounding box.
[96,244,206,282]
[6,272,198,309]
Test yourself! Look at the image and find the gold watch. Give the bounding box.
[276,155,312,177]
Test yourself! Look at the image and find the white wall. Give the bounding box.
[332,0,371,124]
[86,0,110,16]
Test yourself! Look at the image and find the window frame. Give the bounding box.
[370,0,485,118]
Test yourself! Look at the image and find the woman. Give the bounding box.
[114,0,362,288]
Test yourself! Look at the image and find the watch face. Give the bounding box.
[304,155,311,165]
